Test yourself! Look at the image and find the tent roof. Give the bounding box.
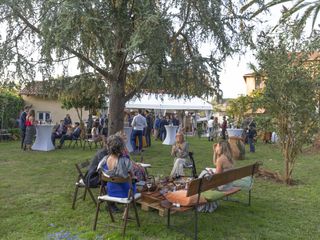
[125,94,213,110]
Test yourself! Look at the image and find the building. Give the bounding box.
[20,82,88,124]
[243,73,265,96]
[243,52,320,96]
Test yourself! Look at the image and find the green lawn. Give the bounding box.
[1,138,319,240]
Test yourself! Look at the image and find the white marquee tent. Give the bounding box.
[125,93,213,111]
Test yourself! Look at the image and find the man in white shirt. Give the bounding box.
[207,116,214,141]
[130,109,147,153]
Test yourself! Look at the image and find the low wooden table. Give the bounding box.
[137,177,192,216]
[137,191,170,216]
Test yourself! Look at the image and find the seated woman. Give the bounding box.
[115,130,146,182]
[98,135,136,199]
[199,140,234,180]
[91,121,102,142]
[197,141,234,213]
[170,132,190,178]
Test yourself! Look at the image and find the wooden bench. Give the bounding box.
[161,162,260,240]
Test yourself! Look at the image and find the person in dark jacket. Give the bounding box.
[145,110,153,147]
[247,125,257,153]
[19,105,30,149]
[85,144,109,188]
[57,122,81,148]
[159,116,169,141]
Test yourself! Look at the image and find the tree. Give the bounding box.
[0,1,254,135]
[49,73,107,121]
[226,95,252,128]
[253,27,320,184]
[0,87,24,129]
[242,0,320,36]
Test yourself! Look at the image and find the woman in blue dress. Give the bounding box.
[99,134,136,211]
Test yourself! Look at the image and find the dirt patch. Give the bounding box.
[256,167,302,185]
[303,145,320,155]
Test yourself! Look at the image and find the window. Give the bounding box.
[37,112,51,122]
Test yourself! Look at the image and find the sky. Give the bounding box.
[219,55,252,98]
[215,6,284,99]
[216,1,318,99]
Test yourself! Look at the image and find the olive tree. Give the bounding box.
[253,28,320,184]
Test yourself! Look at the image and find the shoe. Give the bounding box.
[109,204,120,213]
[56,145,62,149]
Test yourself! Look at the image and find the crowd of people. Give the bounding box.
[18,104,258,214]
[125,109,180,153]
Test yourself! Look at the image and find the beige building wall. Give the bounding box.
[244,76,256,95]
[22,95,89,124]
[243,73,265,96]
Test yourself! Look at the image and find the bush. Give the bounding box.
[0,88,24,129]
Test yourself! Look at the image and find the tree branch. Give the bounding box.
[12,6,112,80]
[170,2,191,43]
[124,65,153,101]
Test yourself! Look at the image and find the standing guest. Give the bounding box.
[19,105,30,149]
[213,117,219,140]
[23,109,36,151]
[145,110,153,147]
[51,120,65,146]
[154,115,161,140]
[207,116,214,141]
[91,121,102,142]
[247,124,257,153]
[169,132,190,178]
[221,116,227,140]
[99,114,106,129]
[159,116,168,141]
[87,114,93,132]
[63,114,72,127]
[128,111,134,127]
[172,114,180,132]
[57,122,81,148]
[191,114,197,136]
[130,109,147,153]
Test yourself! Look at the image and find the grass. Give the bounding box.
[1,137,320,240]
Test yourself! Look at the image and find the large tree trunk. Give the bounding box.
[108,78,126,136]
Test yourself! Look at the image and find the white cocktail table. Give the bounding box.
[162,125,179,145]
[32,124,55,151]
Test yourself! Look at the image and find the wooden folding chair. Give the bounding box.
[83,135,103,150]
[68,137,83,148]
[184,152,198,178]
[72,160,97,209]
[93,172,141,237]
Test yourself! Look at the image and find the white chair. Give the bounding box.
[93,171,141,237]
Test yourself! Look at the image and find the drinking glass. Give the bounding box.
[146,177,153,193]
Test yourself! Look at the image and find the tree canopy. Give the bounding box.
[242,0,320,36]
[0,0,254,134]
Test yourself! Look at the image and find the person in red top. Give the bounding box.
[23,109,36,150]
